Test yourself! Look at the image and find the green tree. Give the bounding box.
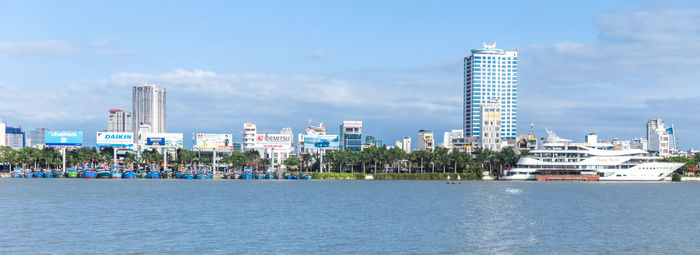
[283,156,300,171]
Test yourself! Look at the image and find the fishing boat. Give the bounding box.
[52,169,63,178]
[111,171,122,178]
[11,168,22,178]
[184,173,194,179]
[122,171,136,179]
[284,173,292,179]
[301,174,312,180]
[23,171,33,178]
[264,172,275,179]
[137,170,147,178]
[254,172,265,179]
[65,168,78,178]
[96,167,112,179]
[240,171,253,179]
[33,171,44,178]
[146,171,160,178]
[43,172,53,178]
[81,169,97,179]
[194,172,203,179]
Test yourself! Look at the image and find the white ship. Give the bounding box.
[504,130,684,181]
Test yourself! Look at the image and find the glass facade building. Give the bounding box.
[463,43,518,140]
[340,121,362,152]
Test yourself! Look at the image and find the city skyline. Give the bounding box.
[1,1,700,149]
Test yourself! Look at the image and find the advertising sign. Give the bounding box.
[195,133,233,149]
[96,132,134,147]
[140,133,183,148]
[343,121,362,127]
[255,134,292,148]
[146,137,165,146]
[303,135,339,149]
[45,131,83,146]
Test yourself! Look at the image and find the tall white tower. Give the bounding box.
[132,84,166,135]
[464,42,518,141]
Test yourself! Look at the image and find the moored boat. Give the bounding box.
[33,171,44,178]
[96,169,112,179]
[264,172,275,179]
[301,174,312,180]
[284,174,292,179]
[122,171,136,179]
[111,172,122,178]
[23,172,33,178]
[81,169,97,179]
[146,171,160,178]
[43,172,53,178]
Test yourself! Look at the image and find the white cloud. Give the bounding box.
[519,8,700,146]
[312,50,325,60]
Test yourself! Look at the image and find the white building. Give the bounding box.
[611,138,632,150]
[30,128,49,147]
[243,122,256,151]
[0,120,5,147]
[132,84,166,136]
[5,126,25,150]
[464,42,518,141]
[108,109,132,132]
[480,100,502,151]
[630,137,648,151]
[647,119,670,157]
[443,129,463,148]
[402,136,412,153]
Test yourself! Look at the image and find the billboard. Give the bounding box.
[139,133,183,148]
[255,134,292,148]
[96,132,134,147]
[195,133,233,149]
[343,121,362,127]
[45,131,83,146]
[303,135,339,149]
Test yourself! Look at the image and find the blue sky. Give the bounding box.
[1,0,700,149]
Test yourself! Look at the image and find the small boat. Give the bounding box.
[33,171,44,178]
[293,174,300,180]
[301,174,312,180]
[146,171,160,179]
[284,174,292,179]
[255,172,265,179]
[111,172,122,178]
[137,170,147,178]
[446,181,462,184]
[264,173,275,179]
[194,173,203,179]
[240,172,253,179]
[43,172,53,178]
[11,170,22,178]
[175,172,184,179]
[52,170,63,178]
[122,171,136,179]
[184,173,194,179]
[81,169,97,179]
[96,168,112,179]
[24,172,33,178]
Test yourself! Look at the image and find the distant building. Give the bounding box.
[647,119,670,156]
[402,136,412,153]
[443,129,463,148]
[480,100,502,151]
[631,138,648,151]
[30,128,49,147]
[364,135,382,147]
[395,140,402,149]
[232,143,243,152]
[339,121,362,152]
[243,122,256,151]
[417,129,434,151]
[585,133,598,144]
[132,84,166,135]
[5,126,25,150]
[611,138,631,150]
[0,120,5,147]
[108,109,132,132]
[464,42,518,141]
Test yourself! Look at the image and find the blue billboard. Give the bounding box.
[45,131,83,146]
[146,137,165,146]
[303,135,339,149]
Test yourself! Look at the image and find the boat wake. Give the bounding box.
[505,188,522,194]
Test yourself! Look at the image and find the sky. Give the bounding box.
[1,0,700,149]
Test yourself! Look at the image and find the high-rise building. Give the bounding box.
[30,128,49,147]
[5,126,25,150]
[480,100,502,151]
[464,42,518,141]
[339,121,362,152]
[108,109,132,132]
[243,122,256,151]
[132,84,166,135]
[0,120,6,147]
[402,136,412,153]
[647,119,670,156]
[417,129,434,151]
